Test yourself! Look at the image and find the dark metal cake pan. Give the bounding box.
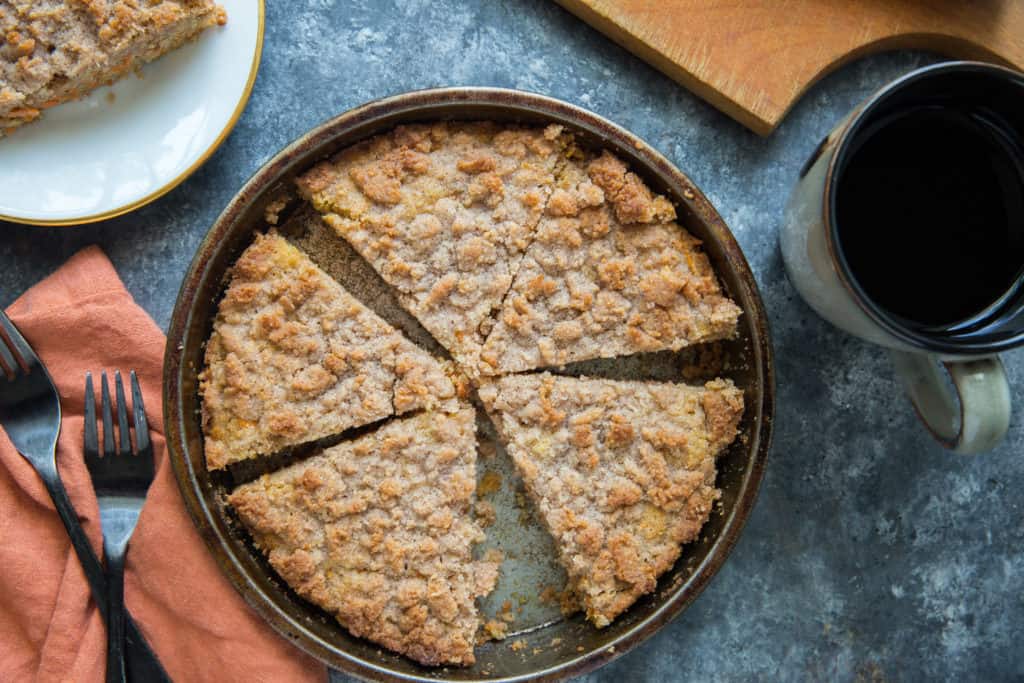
[163,87,775,682]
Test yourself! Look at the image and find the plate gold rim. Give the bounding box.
[0,0,266,228]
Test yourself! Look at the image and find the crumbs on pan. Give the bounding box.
[483,620,508,641]
[477,439,497,459]
[475,500,496,528]
[478,470,502,495]
[679,343,725,382]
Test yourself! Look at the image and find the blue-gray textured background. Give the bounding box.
[2,2,1022,681]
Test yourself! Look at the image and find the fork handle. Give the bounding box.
[42,470,109,616]
[39,465,171,681]
[104,538,128,683]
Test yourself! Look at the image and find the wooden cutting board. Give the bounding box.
[555,0,1024,135]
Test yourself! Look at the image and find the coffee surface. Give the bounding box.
[836,106,1024,328]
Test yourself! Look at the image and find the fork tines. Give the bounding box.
[84,371,151,462]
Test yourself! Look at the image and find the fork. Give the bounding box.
[85,370,157,683]
[0,312,169,682]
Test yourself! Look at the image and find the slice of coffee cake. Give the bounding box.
[200,232,454,470]
[1,0,225,135]
[228,408,499,666]
[479,150,741,375]
[479,373,743,627]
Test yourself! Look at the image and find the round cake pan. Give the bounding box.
[163,87,775,682]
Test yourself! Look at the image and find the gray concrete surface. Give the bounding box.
[2,1,1021,681]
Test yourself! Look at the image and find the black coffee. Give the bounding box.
[836,106,1024,328]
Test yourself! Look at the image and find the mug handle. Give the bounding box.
[889,350,1011,454]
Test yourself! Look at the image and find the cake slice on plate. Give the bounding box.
[479,372,743,627]
[1,0,226,136]
[479,150,742,375]
[296,122,568,373]
[200,232,454,470]
[228,408,499,667]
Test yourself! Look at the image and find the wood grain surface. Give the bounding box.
[555,0,1024,135]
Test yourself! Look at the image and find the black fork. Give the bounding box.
[0,311,169,682]
[85,371,157,683]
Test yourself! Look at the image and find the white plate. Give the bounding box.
[0,0,263,226]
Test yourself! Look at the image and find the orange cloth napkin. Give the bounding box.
[0,246,327,683]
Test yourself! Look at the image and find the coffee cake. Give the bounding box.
[205,121,752,662]
[478,373,743,627]
[1,0,226,136]
[228,408,499,667]
[296,122,568,374]
[479,150,741,375]
[200,232,455,470]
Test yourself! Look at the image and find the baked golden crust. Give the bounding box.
[478,150,741,375]
[478,373,743,627]
[200,232,454,470]
[228,408,499,667]
[296,122,569,375]
[0,0,225,136]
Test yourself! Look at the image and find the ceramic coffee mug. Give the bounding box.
[781,61,1024,454]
